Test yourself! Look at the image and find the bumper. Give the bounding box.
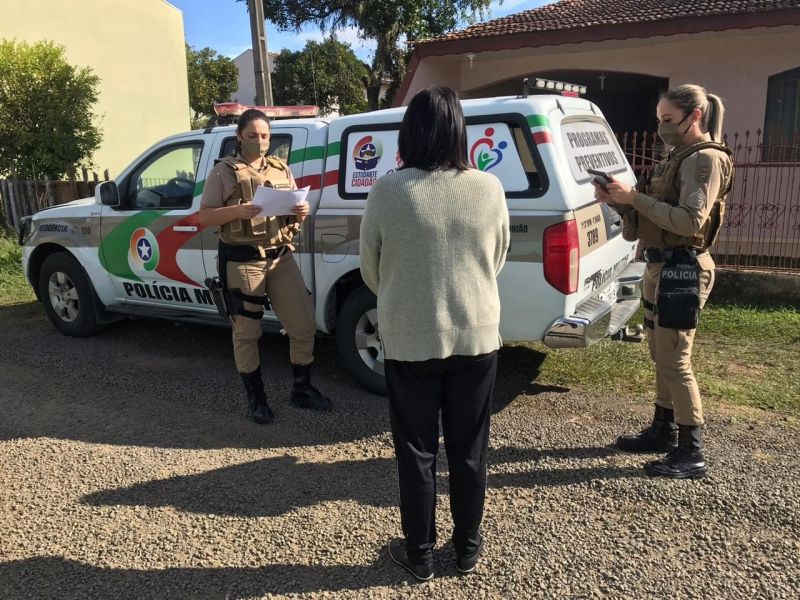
[543,261,645,349]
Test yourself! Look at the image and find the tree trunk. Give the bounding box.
[365,28,401,111]
[366,83,381,112]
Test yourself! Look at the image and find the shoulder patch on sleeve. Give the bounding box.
[695,153,713,183]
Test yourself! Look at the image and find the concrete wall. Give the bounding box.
[1,0,190,177]
[711,269,800,307]
[404,25,800,137]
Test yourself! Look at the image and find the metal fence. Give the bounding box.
[617,130,800,272]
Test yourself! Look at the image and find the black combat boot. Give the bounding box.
[616,405,678,452]
[240,367,274,425]
[290,363,332,411]
[644,424,707,479]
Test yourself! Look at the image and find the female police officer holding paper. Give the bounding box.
[594,85,733,479]
[199,108,331,425]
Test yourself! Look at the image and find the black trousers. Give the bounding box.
[385,351,497,565]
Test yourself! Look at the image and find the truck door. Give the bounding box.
[98,138,213,312]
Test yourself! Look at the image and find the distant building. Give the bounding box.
[231,47,388,117]
[231,49,279,105]
[1,0,190,177]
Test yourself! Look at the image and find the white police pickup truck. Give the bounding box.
[20,83,644,394]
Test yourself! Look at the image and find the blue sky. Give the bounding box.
[168,0,549,61]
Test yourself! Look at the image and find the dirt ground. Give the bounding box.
[1,302,798,599]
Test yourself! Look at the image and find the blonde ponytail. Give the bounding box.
[705,93,725,141]
[661,84,726,141]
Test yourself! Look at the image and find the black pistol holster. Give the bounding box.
[656,249,701,330]
[204,241,270,320]
[205,274,229,319]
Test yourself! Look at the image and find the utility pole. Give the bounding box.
[248,0,273,105]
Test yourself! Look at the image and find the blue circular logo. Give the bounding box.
[136,238,153,261]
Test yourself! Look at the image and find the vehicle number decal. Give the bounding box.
[574,204,608,256]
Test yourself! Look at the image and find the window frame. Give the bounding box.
[337,113,549,200]
[763,66,800,162]
[118,140,205,211]
[219,134,294,162]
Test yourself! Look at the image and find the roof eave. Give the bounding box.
[412,9,800,56]
[394,10,800,107]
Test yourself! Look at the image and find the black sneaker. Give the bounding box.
[456,535,484,574]
[388,539,433,581]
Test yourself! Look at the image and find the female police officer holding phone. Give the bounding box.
[199,108,331,425]
[594,85,733,479]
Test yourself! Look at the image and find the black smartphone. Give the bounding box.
[586,168,613,191]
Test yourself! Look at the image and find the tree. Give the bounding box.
[242,0,493,110]
[0,40,102,179]
[273,39,368,115]
[186,44,238,127]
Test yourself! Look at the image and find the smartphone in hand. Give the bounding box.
[586,168,613,192]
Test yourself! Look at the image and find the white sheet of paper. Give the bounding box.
[252,185,310,216]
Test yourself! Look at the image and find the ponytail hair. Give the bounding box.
[661,84,726,142]
[705,93,725,142]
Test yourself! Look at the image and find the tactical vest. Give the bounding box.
[635,141,733,250]
[218,155,300,248]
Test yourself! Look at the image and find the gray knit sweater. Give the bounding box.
[360,167,510,362]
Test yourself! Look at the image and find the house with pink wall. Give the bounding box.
[397,0,799,144]
[396,0,800,268]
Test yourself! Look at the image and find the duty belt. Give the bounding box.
[220,241,289,262]
[264,246,289,260]
[643,247,705,264]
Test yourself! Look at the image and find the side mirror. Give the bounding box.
[95,181,121,207]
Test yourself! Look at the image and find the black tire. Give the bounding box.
[335,285,387,396]
[38,252,102,337]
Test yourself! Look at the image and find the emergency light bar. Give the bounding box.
[213,102,320,118]
[522,77,587,98]
[534,78,587,96]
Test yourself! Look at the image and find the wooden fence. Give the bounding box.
[0,166,110,231]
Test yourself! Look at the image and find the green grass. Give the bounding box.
[523,304,800,417]
[0,231,35,306]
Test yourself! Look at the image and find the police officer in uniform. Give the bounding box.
[594,85,733,478]
[199,108,331,424]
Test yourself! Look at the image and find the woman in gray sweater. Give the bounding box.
[360,86,510,580]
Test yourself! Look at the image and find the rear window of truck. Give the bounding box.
[560,117,628,182]
[338,114,547,200]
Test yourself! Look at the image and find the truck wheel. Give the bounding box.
[38,252,101,337]
[335,285,388,396]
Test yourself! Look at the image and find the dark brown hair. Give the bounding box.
[235,108,270,155]
[398,86,469,171]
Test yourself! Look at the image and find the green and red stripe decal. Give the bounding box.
[528,114,552,145]
[292,118,551,191]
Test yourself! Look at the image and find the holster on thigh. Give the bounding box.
[227,289,268,320]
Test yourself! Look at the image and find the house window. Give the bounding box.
[763,66,800,162]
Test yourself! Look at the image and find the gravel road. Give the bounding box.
[1,302,798,599]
